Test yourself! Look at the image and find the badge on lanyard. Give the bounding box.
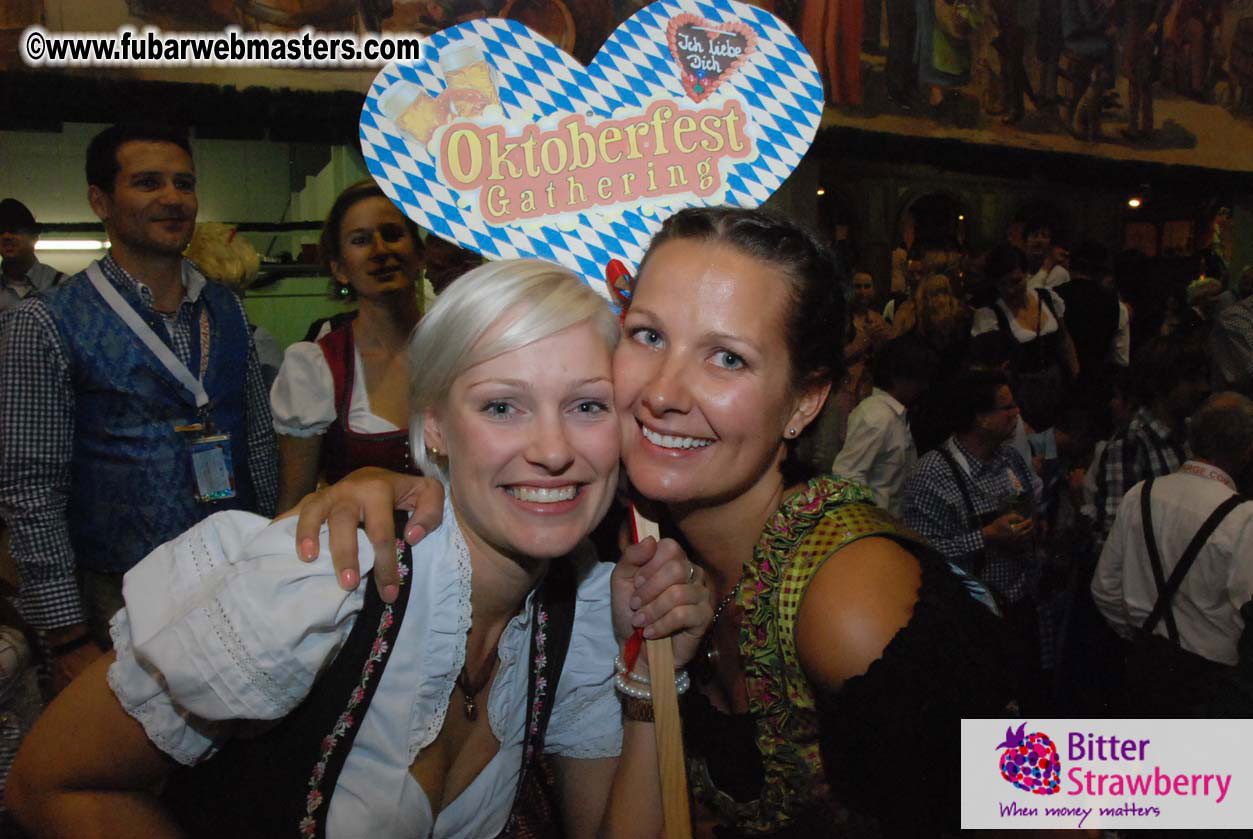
[190,429,237,502]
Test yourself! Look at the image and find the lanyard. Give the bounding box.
[1180,461,1237,491]
[86,261,211,410]
[945,438,1024,496]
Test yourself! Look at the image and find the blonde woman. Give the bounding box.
[8,259,710,839]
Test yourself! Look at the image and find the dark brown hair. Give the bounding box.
[319,180,422,300]
[86,124,192,195]
[637,206,845,484]
[950,367,1012,433]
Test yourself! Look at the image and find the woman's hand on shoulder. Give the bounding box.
[610,537,713,673]
[281,467,446,603]
[795,537,922,693]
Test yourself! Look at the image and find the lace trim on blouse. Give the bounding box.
[409,493,473,760]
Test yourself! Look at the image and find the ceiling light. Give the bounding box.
[35,239,110,251]
[1127,198,1142,209]
[816,188,825,196]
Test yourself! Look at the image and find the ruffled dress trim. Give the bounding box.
[409,492,473,759]
[689,476,875,834]
[688,474,1013,836]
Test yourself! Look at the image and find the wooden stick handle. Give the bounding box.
[632,507,693,839]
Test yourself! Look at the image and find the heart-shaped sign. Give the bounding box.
[359,0,822,299]
[667,14,757,103]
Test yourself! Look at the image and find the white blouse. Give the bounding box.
[270,340,400,437]
[971,289,1066,342]
[107,499,622,838]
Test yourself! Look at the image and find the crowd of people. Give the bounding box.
[831,214,1253,722]
[0,118,1249,839]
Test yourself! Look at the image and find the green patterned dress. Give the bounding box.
[682,475,1013,837]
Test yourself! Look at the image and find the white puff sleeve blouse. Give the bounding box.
[107,499,622,838]
[269,341,401,437]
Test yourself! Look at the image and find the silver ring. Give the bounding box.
[686,563,696,583]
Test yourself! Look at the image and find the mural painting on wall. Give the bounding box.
[108,1,1253,171]
[11,2,1253,171]
[357,0,823,296]
[789,0,1253,172]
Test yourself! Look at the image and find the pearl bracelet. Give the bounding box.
[613,653,651,685]
[613,668,691,701]
[613,653,691,694]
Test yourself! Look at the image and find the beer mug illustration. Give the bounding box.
[440,44,501,119]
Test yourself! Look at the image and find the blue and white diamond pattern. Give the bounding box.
[360,0,822,296]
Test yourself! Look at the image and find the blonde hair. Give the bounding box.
[184,222,261,291]
[408,259,620,480]
[917,273,953,305]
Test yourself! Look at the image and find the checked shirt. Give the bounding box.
[0,255,277,630]
[903,436,1041,604]
[1093,406,1190,544]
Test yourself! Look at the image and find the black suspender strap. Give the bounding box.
[1140,480,1251,642]
[1038,287,1059,324]
[1139,477,1178,643]
[937,446,987,576]
[937,447,977,518]
[497,556,578,838]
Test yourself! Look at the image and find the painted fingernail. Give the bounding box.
[629,596,641,610]
[339,568,359,589]
[300,538,318,560]
[382,584,399,603]
[404,523,426,543]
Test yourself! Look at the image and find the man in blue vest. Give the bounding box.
[0,124,277,691]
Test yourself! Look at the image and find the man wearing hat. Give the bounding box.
[0,199,66,313]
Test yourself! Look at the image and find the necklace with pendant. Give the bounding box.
[455,651,498,721]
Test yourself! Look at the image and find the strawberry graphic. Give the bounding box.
[995,722,1061,795]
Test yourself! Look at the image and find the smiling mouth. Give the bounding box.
[505,485,579,503]
[640,424,713,450]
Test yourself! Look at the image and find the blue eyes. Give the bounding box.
[629,326,747,371]
[631,327,663,348]
[480,400,610,418]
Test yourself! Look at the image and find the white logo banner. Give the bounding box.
[962,718,1253,829]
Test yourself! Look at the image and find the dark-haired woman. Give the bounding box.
[304,207,1017,836]
[271,181,425,512]
[601,207,1013,838]
[971,242,1079,432]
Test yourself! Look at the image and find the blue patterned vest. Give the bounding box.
[41,260,256,573]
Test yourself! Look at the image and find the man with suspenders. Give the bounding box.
[1092,393,1253,716]
[904,367,1045,700]
[1094,335,1211,545]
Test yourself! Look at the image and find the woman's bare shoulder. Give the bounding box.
[794,536,922,692]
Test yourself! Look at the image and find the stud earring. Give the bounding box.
[787,428,797,438]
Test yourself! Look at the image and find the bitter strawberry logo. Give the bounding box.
[996,722,1061,795]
